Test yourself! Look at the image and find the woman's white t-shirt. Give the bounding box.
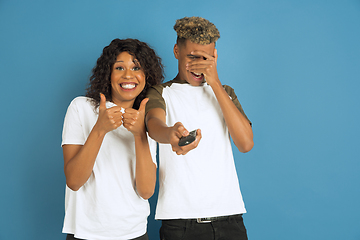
[61,97,157,240]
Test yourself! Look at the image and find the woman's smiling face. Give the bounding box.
[110,51,146,107]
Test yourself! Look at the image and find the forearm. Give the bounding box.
[64,125,106,191]
[134,133,156,199]
[146,109,171,144]
[211,81,254,153]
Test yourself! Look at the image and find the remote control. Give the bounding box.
[178,130,197,147]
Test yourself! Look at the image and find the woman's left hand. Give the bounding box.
[122,98,148,136]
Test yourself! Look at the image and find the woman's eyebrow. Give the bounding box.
[133,59,140,64]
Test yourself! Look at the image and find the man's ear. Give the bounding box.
[173,44,179,59]
[214,48,218,63]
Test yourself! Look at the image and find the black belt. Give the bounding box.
[196,214,242,223]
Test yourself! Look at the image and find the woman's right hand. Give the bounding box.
[95,93,123,134]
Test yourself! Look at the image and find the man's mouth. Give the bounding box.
[120,83,137,90]
[191,72,204,80]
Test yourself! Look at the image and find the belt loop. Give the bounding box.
[191,218,196,229]
[186,219,195,229]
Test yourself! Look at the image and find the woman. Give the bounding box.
[61,38,164,240]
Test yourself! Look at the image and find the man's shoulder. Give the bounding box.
[145,77,189,114]
[160,78,188,88]
[148,78,188,94]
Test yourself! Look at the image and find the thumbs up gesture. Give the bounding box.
[96,93,123,134]
[122,98,148,136]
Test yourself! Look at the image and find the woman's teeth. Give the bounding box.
[120,83,136,89]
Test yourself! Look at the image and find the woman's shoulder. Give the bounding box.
[68,96,92,106]
[67,96,96,112]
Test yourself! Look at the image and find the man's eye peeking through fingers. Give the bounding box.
[188,54,207,60]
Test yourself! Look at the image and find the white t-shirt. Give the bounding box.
[61,97,157,240]
[146,78,250,220]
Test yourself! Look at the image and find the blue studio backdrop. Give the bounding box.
[1,1,359,239]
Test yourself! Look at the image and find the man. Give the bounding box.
[145,16,254,240]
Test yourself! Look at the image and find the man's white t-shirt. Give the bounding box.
[146,79,251,220]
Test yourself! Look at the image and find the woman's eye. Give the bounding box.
[133,66,141,71]
[116,66,124,70]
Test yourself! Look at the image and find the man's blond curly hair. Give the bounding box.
[174,16,220,45]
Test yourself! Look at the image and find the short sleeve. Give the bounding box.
[145,85,166,116]
[223,85,252,126]
[61,98,87,146]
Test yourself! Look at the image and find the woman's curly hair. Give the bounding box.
[86,38,164,110]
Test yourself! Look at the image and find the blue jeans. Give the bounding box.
[159,214,247,240]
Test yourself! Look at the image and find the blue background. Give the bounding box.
[1,0,359,239]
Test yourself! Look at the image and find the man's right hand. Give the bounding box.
[169,122,202,155]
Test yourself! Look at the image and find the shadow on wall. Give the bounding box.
[147,174,161,239]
